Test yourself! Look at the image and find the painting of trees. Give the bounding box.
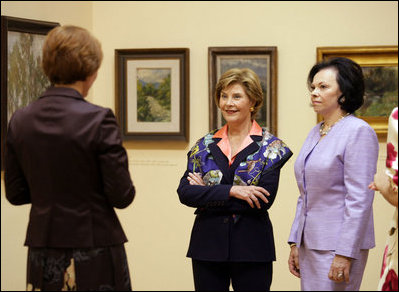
[7,31,50,122]
[136,68,171,122]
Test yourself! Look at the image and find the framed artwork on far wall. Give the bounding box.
[208,46,277,135]
[1,16,60,170]
[317,46,398,140]
[115,48,190,141]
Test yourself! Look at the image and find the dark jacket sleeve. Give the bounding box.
[230,150,293,212]
[177,169,232,208]
[227,166,282,212]
[177,150,292,213]
[97,109,135,209]
[5,116,31,205]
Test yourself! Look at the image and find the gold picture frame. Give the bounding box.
[316,46,398,140]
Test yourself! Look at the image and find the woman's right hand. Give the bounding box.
[187,172,205,186]
[288,245,300,278]
[229,185,270,209]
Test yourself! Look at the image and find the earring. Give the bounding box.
[250,107,254,112]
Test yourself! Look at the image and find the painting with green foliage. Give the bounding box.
[136,68,171,122]
[7,31,50,122]
[356,66,398,117]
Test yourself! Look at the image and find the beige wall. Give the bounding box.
[1,1,398,291]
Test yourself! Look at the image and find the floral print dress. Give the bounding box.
[378,107,398,291]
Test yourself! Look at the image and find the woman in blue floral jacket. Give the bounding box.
[177,68,292,291]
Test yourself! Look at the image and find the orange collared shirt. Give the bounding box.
[213,120,263,166]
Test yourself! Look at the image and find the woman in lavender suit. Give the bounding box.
[288,57,379,291]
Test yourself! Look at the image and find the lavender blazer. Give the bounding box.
[288,115,379,259]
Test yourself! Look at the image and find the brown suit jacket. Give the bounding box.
[5,87,135,248]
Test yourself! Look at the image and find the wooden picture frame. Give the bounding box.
[208,46,277,135]
[1,16,60,170]
[316,46,398,140]
[115,48,190,141]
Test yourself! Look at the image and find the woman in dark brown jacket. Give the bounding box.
[5,25,135,291]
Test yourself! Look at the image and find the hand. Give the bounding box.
[369,172,391,194]
[187,172,205,186]
[229,185,270,209]
[368,181,378,191]
[288,245,300,278]
[369,172,385,191]
[328,254,352,283]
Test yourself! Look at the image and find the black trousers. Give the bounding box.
[192,259,272,291]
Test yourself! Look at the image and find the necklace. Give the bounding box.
[319,113,350,136]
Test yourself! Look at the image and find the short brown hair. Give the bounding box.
[42,25,103,85]
[215,68,263,119]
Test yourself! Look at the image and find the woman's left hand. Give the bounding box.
[187,172,205,186]
[328,254,352,283]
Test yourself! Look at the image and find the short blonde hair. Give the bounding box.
[42,25,103,84]
[215,68,263,119]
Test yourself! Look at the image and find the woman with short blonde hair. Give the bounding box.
[178,67,292,291]
[215,68,264,119]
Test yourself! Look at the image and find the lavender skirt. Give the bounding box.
[299,242,369,291]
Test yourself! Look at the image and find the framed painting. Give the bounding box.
[115,48,189,141]
[317,46,398,140]
[208,46,277,135]
[1,16,60,170]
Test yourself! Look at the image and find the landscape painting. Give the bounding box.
[7,31,50,123]
[115,48,189,141]
[1,16,59,169]
[137,68,171,122]
[356,66,398,117]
